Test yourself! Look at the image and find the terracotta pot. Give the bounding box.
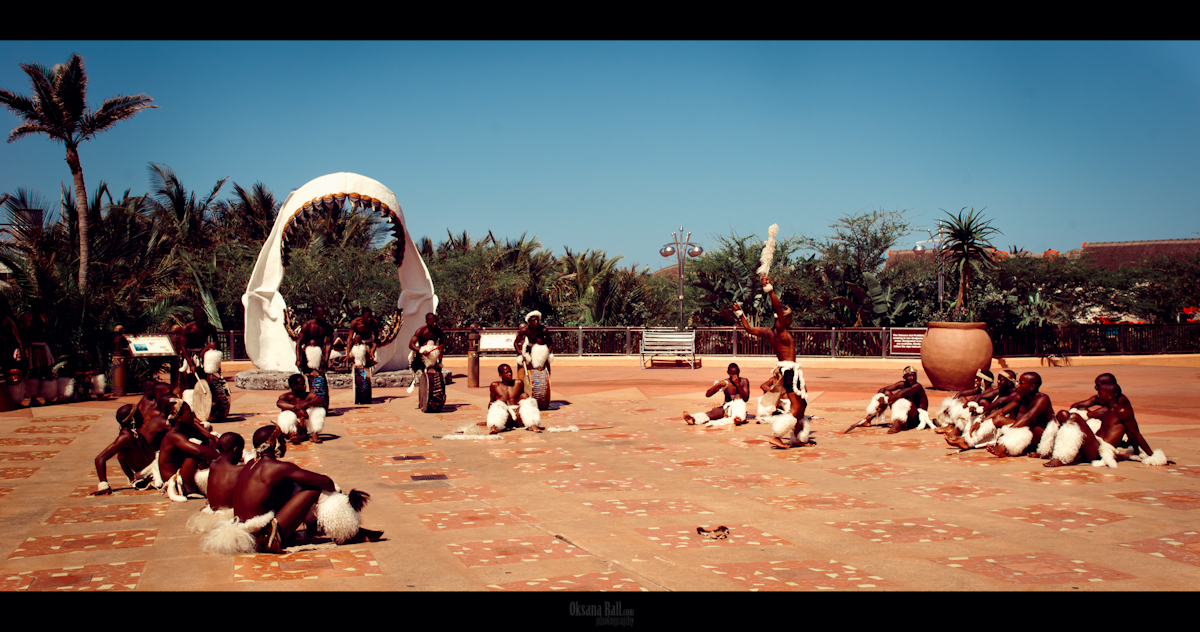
[920,322,993,391]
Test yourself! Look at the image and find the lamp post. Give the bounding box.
[913,227,945,305]
[660,225,704,331]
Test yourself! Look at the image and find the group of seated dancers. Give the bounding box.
[94,376,382,554]
[839,366,1168,467]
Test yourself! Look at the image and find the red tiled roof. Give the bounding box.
[1081,239,1200,271]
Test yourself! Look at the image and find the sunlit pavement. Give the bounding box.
[1,361,1197,591]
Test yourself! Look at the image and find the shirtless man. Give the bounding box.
[983,372,1055,458]
[295,306,335,375]
[940,370,1019,440]
[208,425,382,553]
[1069,373,1120,420]
[481,364,543,433]
[203,433,246,511]
[157,399,220,500]
[93,405,156,495]
[514,311,552,398]
[348,307,383,368]
[276,374,328,444]
[845,366,930,434]
[137,379,174,426]
[684,363,751,426]
[734,275,808,448]
[1088,382,1167,466]
[180,308,220,386]
[408,312,444,373]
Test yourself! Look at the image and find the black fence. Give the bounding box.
[213,324,1200,361]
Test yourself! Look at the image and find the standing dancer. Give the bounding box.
[295,306,334,412]
[514,310,553,409]
[734,276,809,449]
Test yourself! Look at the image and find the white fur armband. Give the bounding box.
[762,283,773,293]
[734,309,744,318]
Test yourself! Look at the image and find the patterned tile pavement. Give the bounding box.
[1165,465,1200,479]
[1109,490,1200,510]
[991,503,1132,530]
[395,484,502,504]
[544,479,654,493]
[645,456,745,470]
[488,571,649,591]
[515,462,609,474]
[1119,531,1200,567]
[899,481,1011,502]
[0,451,59,462]
[934,450,1029,467]
[417,507,537,530]
[34,414,99,423]
[0,468,38,480]
[488,447,572,459]
[67,486,159,499]
[933,552,1135,585]
[768,447,849,463]
[692,473,805,490]
[826,462,919,480]
[868,439,941,451]
[580,431,654,442]
[0,487,12,500]
[341,415,402,424]
[634,525,790,549]
[0,561,145,591]
[44,503,170,525]
[751,492,884,512]
[704,559,898,591]
[353,438,433,450]
[581,498,713,517]
[378,468,471,484]
[721,436,776,449]
[364,452,449,467]
[610,443,694,455]
[446,536,591,567]
[233,549,382,581]
[343,425,416,436]
[827,518,989,543]
[0,437,73,447]
[1005,469,1127,486]
[617,406,671,415]
[13,425,87,434]
[8,529,157,559]
[282,456,321,469]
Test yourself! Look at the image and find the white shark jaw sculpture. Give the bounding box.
[241,173,438,372]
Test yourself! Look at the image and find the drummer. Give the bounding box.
[408,312,444,372]
[348,307,383,368]
[180,308,220,388]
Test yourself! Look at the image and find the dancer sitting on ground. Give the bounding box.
[202,426,382,554]
[93,404,156,495]
[1040,382,1166,467]
[979,372,1054,458]
[933,369,993,429]
[186,433,248,533]
[845,366,931,434]
[480,364,543,433]
[157,398,220,501]
[940,370,1020,444]
[684,363,750,426]
[1068,373,1121,420]
[734,275,809,449]
[276,374,328,444]
[348,307,383,367]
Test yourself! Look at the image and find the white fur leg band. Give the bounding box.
[351,344,368,367]
[757,391,782,420]
[487,401,514,431]
[308,407,326,435]
[201,512,275,556]
[305,346,322,370]
[203,349,223,374]
[1136,448,1168,466]
[97,481,110,492]
[1051,421,1084,465]
[1036,419,1060,458]
[518,397,542,429]
[726,398,747,422]
[315,491,362,544]
[890,398,913,426]
[689,412,710,425]
[997,426,1033,456]
[797,416,811,443]
[771,413,798,443]
[915,409,934,431]
[530,344,550,370]
[277,410,300,435]
[187,506,233,534]
[865,393,887,417]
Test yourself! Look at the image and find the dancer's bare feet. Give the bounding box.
[768,436,789,449]
[733,417,746,426]
[986,443,1009,458]
[529,425,544,433]
[1043,458,1067,467]
[684,412,695,425]
[944,434,971,449]
[887,421,903,434]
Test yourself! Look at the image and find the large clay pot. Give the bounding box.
[920,322,992,391]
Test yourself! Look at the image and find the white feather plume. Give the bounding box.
[757,224,779,276]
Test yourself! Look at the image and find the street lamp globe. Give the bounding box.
[687,245,704,257]
[660,245,677,258]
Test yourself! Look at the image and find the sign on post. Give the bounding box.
[888,328,927,356]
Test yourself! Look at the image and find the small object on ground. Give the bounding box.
[697,526,729,540]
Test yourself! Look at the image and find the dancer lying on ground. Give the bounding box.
[93,404,156,495]
[202,426,382,554]
[480,364,543,433]
[734,275,809,449]
[684,363,750,426]
[845,366,931,434]
[276,373,328,444]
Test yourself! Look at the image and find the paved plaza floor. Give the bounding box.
[1,361,1197,593]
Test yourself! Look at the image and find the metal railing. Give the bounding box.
[213,323,1200,362]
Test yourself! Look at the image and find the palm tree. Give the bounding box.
[938,207,1002,314]
[0,53,157,292]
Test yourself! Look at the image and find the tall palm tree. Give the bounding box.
[938,207,1002,313]
[0,53,157,292]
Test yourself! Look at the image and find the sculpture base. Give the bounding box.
[234,369,451,391]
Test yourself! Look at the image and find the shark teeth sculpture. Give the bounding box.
[242,173,438,372]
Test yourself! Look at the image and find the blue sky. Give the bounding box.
[2,41,1197,270]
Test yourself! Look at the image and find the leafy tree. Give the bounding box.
[938,207,1001,314]
[689,231,812,327]
[799,208,914,288]
[0,53,157,292]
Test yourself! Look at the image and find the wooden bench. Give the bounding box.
[639,329,697,369]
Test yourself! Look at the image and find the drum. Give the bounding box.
[207,374,231,423]
[308,373,329,407]
[192,379,213,422]
[354,366,372,405]
[529,367,551,410]
[419,370,445,413]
